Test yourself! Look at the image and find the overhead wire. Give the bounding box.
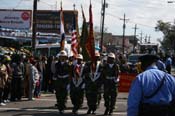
[106,12,156,28]
[13,0,23,9]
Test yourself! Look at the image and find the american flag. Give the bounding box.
[71,13,78,57]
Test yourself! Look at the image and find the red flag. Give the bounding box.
[60,2,65,50]
[85,3,95,63]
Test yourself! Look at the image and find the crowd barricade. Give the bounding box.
[118,73,137,92]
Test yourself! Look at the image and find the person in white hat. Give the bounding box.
[83,51,104,114]
[70,54,85,114]
[54,50,70,114]
[103,52,120,115]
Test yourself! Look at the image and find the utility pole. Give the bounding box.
[132,24,139,53]
[100,0,107,52]
[140,31,143,44]
[145,34,148,43]
[55,1,57,10]
[148,35,151,43]
[120,14,129,54]
[32,0,38,54]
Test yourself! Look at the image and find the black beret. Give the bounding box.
[139,54,159,63]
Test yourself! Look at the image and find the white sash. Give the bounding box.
[72,77,83,87]
[90,61,101,82]
[72,63,84,87]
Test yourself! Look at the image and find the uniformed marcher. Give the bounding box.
[70,54,85,114]
[128,54,175,116]
[54,50,70,114]
[103,52,120,115]
[83,52,103,114]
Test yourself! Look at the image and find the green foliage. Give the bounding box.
[155,20,175,52]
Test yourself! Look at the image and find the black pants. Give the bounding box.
[139,104,173,116]
[54,79,69,111]
[0,88,3,103]
[86,91,98,111]
[70,88,84,112]
[104,80,118,111]
[3,80,11,100]
[166,65,171,74]
[11,78,23,101]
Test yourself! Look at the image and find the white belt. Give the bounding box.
[106,76,115,80]
[58,74,69,78]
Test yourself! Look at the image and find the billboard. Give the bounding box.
[36,10,78,34]
[0,9,31,30]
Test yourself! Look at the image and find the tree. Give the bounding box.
[155,20,175,52]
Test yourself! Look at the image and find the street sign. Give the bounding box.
[0,9,32,30]
[36,10,78,34]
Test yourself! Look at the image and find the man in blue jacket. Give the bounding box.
[127,54,175,116]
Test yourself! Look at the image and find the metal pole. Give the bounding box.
[100,0,106,52]
[122,14,126,54]
[32,0,38,54]
[133,24,138,53]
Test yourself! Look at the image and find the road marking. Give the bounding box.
[0,108,127,115]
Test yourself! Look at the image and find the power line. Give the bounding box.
[106,13,156,28]
[127,0,166,7]
[13,0,23,9]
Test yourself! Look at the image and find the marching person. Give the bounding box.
[54,50,70,114]
[103,52,120,115]
[70,54,85,114]
[83,52,104,114]
[128,54,175,116]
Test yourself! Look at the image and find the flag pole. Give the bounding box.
[60,0,62,9]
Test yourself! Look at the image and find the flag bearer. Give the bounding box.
[103,52,120,115]
[83,52,104,114]
[70,54,85,114]
[54,50,70,114]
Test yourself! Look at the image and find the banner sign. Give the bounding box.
[118,73,137,92]
[36,10,78,34]
[0,9,31,30]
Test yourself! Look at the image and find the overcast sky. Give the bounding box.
[1,0,175,43]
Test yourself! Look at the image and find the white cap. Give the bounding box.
[76,54,83,60]
[59,50,67,57]
[108,52,115,59]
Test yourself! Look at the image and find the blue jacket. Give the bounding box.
[127,65,175,116]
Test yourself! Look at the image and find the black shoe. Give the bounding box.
[109,108,113,115]
[59,110,64,114]
[92,110,95,114]
[104,108,109,115]
[87,109,91,114]
[72,108,78,115]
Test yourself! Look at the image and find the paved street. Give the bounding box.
[0,93,128,116]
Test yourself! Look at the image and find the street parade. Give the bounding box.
[1,0,175,116]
